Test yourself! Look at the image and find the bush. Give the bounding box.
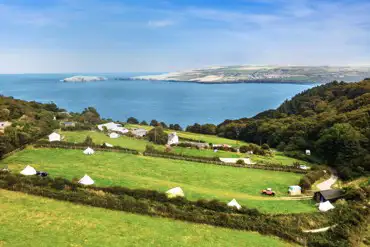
[83,136,94,146]
[146,126,168,145]
[236,159,245,165]
[261,144,270,150]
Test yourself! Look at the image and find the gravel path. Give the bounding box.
[316,172,338,191]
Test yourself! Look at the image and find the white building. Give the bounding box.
[131,128,147,137]
[48,132,61,142]
[167,132,179,145]
[288,185,302,196]
[109,132,120,139]
[97,122,128,134]
[306,150,311,155]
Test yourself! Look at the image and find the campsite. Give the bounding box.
[0,147,315,213]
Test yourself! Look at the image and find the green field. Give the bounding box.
[126,124,248,146]
[0,189,297,247]
[61,131,307,165]
[1,148,315,214]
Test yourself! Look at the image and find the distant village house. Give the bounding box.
[131,128,147,137]
[167,132,179,145]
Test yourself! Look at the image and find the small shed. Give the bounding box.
[62,121,76,127]
[48,132,61,142]
[288,185,302,196]
[314,189,344,202]
[132,128,147,137]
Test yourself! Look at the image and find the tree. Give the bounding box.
[83,136,94,146]
[160,122,168,128]
[127,117,139,124]
[82,107,101,124]
[147,126,168,145]
[140,120,148,126]
[150,119,159,127]
[316,123,365,166]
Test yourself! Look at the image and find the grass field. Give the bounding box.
[125,124,248,146]
[0,190,297,247]
[1,148,315,214]
[61,131,308,165]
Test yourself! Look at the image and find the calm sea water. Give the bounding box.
[0,73,313,126]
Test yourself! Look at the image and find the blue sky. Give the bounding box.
[1,0,370,73]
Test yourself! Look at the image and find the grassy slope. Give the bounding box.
[1,148,315,214]
[61,131,308,165]
[0,190,297,247]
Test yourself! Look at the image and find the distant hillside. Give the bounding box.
[192,79,370,179]
[131,65,370,84]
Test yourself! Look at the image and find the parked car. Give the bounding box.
[261,188,276,196]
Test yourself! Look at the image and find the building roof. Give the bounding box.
[317,189,344,200]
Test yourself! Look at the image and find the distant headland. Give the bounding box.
[126,65,370,84]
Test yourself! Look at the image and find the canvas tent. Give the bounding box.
[227,199,242,210]
[319,201,335,212]
[288,185,302,196]
[48,132,61,142]
[167,132,179,145]
[83,147,95,155]
[166,187,184,198]
[78,174,94,185]
[109,132,120,139]
[104,143,113,147]
[20,165,37,176]
[306,149,311,155]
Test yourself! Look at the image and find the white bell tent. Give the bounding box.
[20,165,37,176]
[48,132,61,142]
[166,187,184,198]
[227,199,242,210]
[319,201,335,212]
[83,147,95,155]
[78,174,94,185]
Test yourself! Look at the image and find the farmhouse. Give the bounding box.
[314,189,345,202]
[0,121,11,133]
[131,128,147,137]
[167,132,179,145]
[98,122,129,134]
[61,121,76,127]
[48,132,61,142]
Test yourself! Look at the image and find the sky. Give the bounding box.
[0,0,370,73]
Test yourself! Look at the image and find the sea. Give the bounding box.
[0,73,314,127]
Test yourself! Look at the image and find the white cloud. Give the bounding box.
[148,19,175,28]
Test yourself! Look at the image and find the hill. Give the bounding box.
[215,79,370,179]
[130,66,370,84]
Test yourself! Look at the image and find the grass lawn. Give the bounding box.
[61,131,308,165]
[1,148,315,214]
[0,190,297,247]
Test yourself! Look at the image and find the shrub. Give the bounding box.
[83,135,94,146]
[236,159,245,165]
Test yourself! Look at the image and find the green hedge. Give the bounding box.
[34,140,139,154]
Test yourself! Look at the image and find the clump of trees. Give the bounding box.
[186,123,217,135]
[146,126,168,145]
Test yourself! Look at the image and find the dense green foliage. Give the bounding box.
[215,80,370,179]
[0,96,61,157]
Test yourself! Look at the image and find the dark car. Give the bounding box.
[36,171,48,177]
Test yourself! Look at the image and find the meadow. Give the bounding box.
[0,189,297,247]
[0,148,315,214]
[61,130,308,166]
